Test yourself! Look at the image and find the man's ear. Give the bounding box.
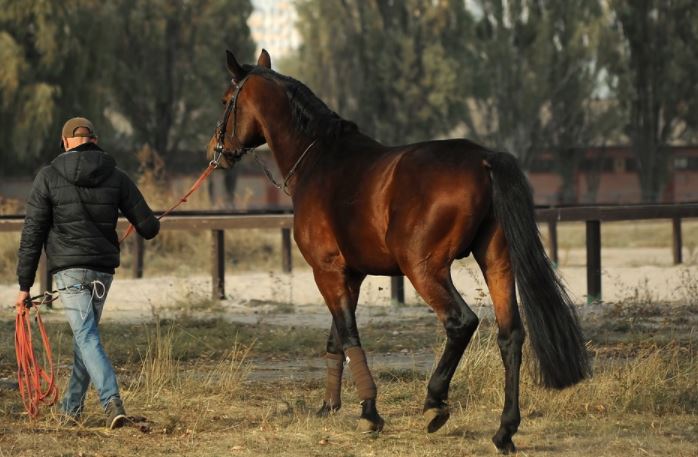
[257,49,271,69]
[226,50,245,80]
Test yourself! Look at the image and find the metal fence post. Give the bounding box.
[586,220,601,303]
[672,217,682,264]
[281,228,292,273]
[212,230,225,300]
[132,235,144,279]
[547,220,558,266]
[391,276,405,306]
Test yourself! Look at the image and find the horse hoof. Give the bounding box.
[492,431,516,454]
[424,407,450,433]
[316,401,341,417]
[357,416,384,433]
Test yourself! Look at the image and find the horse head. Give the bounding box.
[206,49,276,168]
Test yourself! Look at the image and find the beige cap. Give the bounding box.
[61,117,96,138]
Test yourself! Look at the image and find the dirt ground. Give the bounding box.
[0,247,697,456]
[1,247,696,323]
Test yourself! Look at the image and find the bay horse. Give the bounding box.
[207,49,590,454]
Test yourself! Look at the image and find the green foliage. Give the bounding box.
[107,0,256,156]
[1,0,697,204]
[290,0,619,178]
[0,0,113,171]
[466,0,551,167]
[609,0,698,201]
[0,0,254,174]
[289,0,697,205]
[292,0,473,145]
[538,0,623,203]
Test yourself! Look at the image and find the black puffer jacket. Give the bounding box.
[17,143,159,291]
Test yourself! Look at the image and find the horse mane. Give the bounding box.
[248,67,359,140]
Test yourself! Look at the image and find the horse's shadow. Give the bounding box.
[445,425,561,454]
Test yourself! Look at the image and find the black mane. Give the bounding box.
[248,67,358,140]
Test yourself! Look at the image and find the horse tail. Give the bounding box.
[486,151,591,389]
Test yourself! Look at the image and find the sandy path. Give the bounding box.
[1,247,696,325]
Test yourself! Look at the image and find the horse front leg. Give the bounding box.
[317,319,344,416]
[313,269,384,433]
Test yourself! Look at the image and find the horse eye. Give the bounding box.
[221,98,226,106]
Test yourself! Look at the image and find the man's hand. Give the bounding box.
[15,291,30,310]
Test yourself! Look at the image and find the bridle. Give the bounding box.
[212,76,257,165]
[213,73,318,196]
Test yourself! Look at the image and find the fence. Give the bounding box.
[1,203,697,304]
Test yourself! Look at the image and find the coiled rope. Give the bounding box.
[15,294,59,418]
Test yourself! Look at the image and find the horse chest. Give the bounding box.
[293,205,396,274]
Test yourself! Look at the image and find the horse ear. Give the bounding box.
[257,49,271,69]
[226,50,244,80]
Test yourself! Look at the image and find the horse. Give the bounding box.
[207,49,591,454]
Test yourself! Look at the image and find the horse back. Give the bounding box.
[293,137,493,274]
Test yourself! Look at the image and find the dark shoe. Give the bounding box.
[105,398,127,429]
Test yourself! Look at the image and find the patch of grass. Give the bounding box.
[118,228,310,278]
[375,368,426,383]
[2,302,698,457]
[0,232,20,283]
[362,319,443,353]
[678,267,698,307]
[128,319,181,404]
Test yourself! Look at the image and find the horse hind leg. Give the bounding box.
[473,220,523,454]
[402,263,479,433]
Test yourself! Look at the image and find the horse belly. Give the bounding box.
[337,231,401,275]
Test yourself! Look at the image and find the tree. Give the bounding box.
[107,0,256,158]
[538,0,621,203]
[466,0,551,169]
[0,0,113,173]
[609,0,698,201]
[291,0,474,145]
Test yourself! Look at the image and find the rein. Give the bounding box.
[119,156,220,243]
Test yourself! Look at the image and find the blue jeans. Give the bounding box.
[54,268,120,415]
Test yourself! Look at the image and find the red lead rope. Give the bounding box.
[119,162,217,243]
[15,162,217,419]
[15,299,58,418]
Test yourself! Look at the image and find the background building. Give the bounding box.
[249,0,300,60]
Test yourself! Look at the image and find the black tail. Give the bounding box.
[487,151,591,389]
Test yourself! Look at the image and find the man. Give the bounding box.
[15,117,160,429]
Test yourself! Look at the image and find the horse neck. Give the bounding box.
[262,119,315,179]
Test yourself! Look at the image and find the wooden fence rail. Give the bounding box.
[2,203,697,304]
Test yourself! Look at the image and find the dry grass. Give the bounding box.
[1,306,696,456]
[540,220,698,251]
[128,320,182,404]
[0,232,20,283]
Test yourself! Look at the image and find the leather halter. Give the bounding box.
[213,76,256,163]
[212,73,318,196]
